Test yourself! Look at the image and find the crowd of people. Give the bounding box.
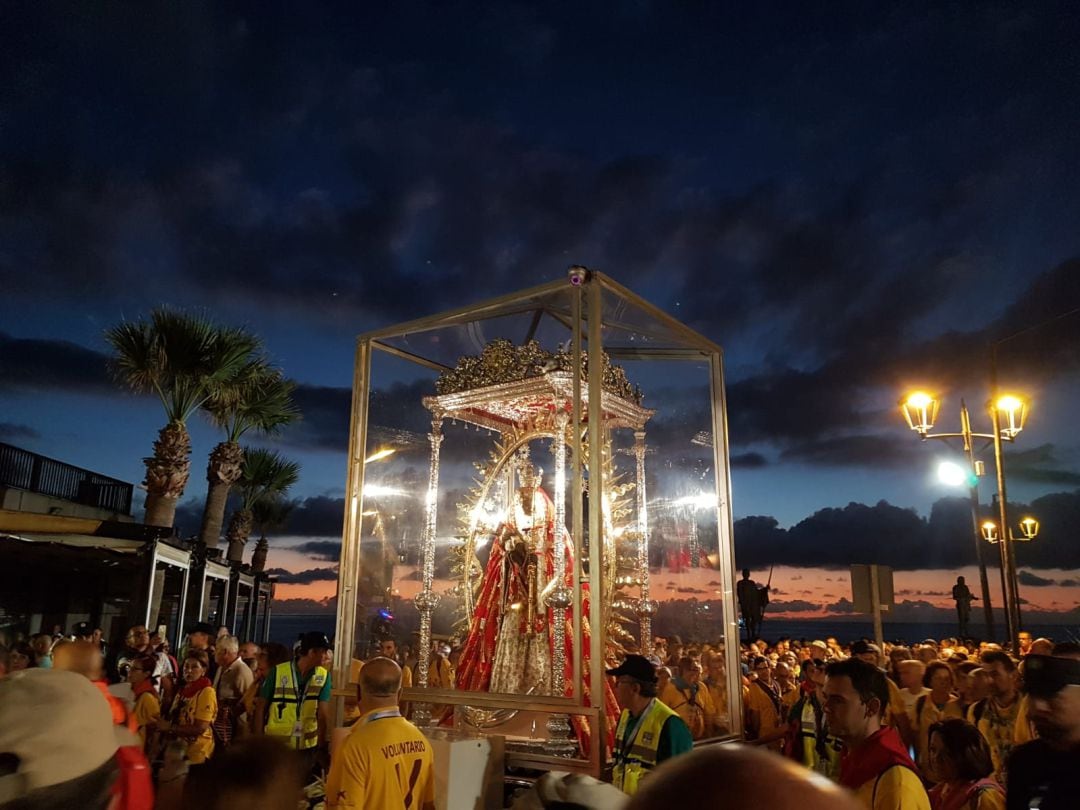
[2,622,1078,810]
[613,631,1080,809]
[0,620,335,809]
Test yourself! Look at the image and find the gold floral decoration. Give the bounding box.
[434,338,644,404]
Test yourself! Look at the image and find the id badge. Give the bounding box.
[291,721,303,738]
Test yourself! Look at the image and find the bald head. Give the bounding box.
[360,656,402,699]
[52,640,104,680]
[627,744,862,810]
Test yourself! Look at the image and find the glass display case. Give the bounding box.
[333,270,740,774]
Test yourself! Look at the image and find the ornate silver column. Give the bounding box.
[544,408,576,755]
[634,430,655,656]
[412,410,444,726]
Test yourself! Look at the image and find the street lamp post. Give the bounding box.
[900,391,1030,648]
[981,513,1039,651]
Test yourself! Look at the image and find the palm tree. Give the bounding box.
[106,309,258,528]
[198,364,299,549]
[250,496,295,572]
[225,448,300,563]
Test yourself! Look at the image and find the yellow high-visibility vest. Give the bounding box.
[265,662,327,749]
[612,699,678,795]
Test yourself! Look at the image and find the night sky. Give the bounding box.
[3,3,1080,626]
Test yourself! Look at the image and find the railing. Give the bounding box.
[0,442,133,515]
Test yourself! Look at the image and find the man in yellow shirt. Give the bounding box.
[327,656,435,810]
[824,658,930,810]
[659,656,716,739]
[745,656,786,750]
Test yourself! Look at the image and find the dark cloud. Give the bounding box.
[735,489,1080,571]
[0,422,40,442]
[281,381,436,454]
[281,385,351,453]
[768,599,819,613]
[290,540,341,562]
[731,452,768,469]
[824,597,855,614]
[265,566,339,585]
[780,434,924,469]
[1005,444,1080,487]
[284,496,345,537]
[1018,570,1055,587]
[0,332,112,395]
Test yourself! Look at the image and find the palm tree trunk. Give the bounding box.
[225,508,254,563]
[143,421,191,528]
[251,535,269,572]
[199,442,245,548]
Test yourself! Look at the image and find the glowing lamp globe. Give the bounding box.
[900,391,940,436]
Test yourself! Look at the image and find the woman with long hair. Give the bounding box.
[926,718,1004,810]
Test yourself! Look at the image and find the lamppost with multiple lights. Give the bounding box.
[980,513,1039,643]
[900,391,1030,650]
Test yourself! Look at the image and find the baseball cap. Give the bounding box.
[1022,655,1080,698]
[606,654,658,683]
[299,631,332,654]
[188,621,215,636]
[851,640,880,656]
[0,669,120,802]
[71,621,93,637]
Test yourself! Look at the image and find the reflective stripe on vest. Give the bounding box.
[264,662,327,749]
[612,699,679,796]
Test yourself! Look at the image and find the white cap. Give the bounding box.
[0,669,119,801]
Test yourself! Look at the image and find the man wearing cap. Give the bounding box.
[0,669,130,809]
[255,631,332,767]
[2,667,155,809]
[1006,646,1080,810]
[608,654,693,795]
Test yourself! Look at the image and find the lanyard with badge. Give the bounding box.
[277,662,307,740]
[618,699,655,761]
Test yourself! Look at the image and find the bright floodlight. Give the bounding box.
[937,461,968,487]
[980,520,999,543]
[900,391,939,436]
[363,484,406,498]
[364,447,397,464]
[673,493,716,509]
[994,394,1028,439]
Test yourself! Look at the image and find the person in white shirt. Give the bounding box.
[213,634,254,748]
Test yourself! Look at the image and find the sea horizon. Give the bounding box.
[268,612,1078,649]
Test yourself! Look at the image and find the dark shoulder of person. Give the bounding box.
[1006,739,1075,810]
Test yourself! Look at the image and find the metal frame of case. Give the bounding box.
[332,271,741,775]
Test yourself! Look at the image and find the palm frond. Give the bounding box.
[204,363,300,442]
[105,307,261,423]
[252,495,295,535]
[238,447,301,510]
